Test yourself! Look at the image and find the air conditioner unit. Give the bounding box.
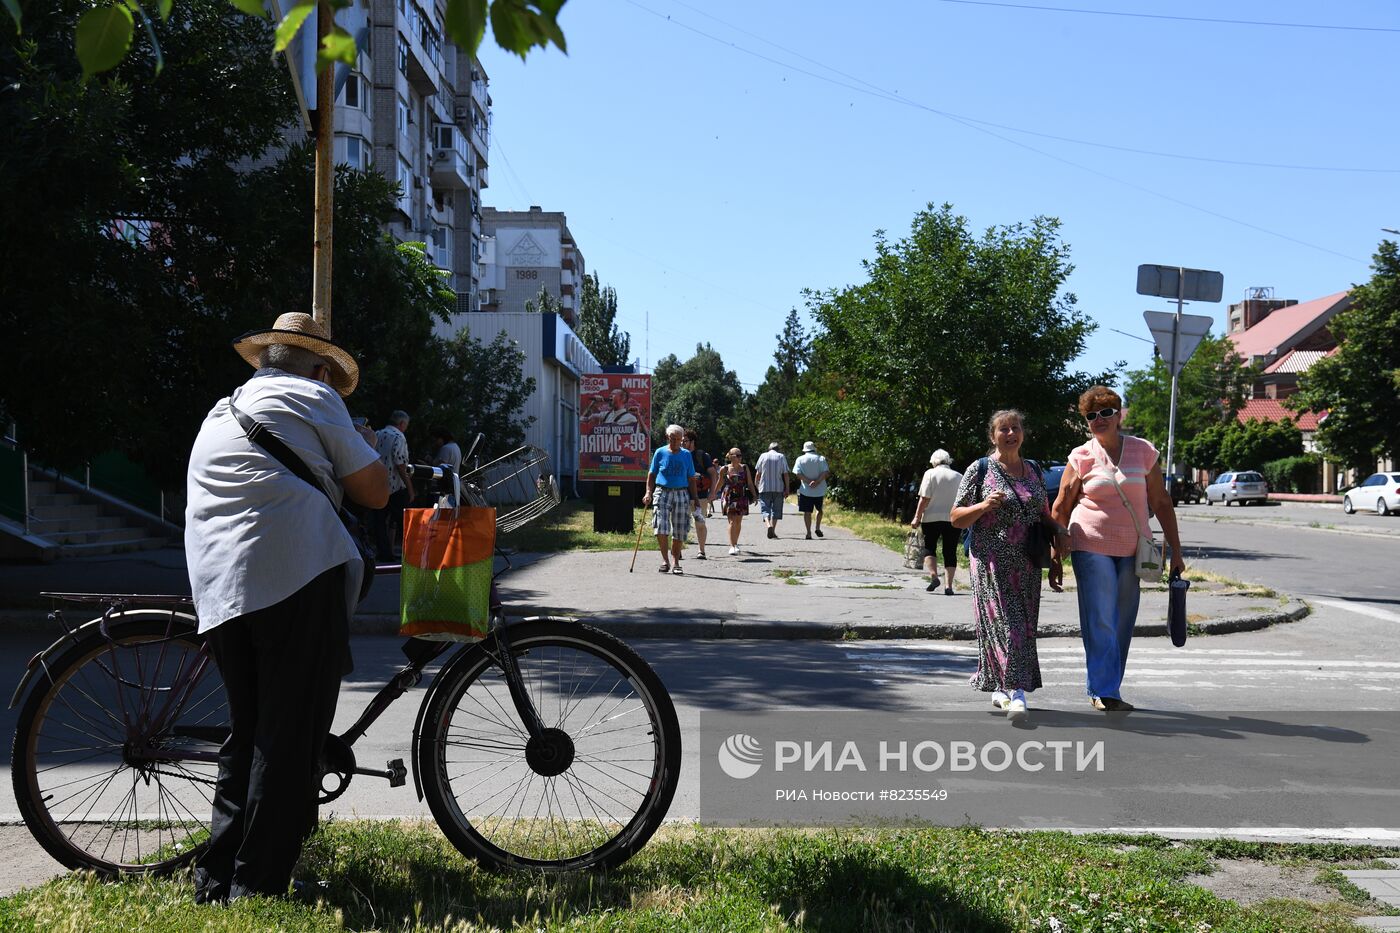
[454,105,470,121]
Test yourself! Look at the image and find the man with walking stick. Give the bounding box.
[641,424,698,575]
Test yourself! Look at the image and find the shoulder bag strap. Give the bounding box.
[1096,442,1148,542]
[228,400,336,507]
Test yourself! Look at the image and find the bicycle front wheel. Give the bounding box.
[417,619,680,872]
[11,614,227,875]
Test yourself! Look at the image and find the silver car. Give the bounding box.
[1343,472,1400,516]
[1205,470,1268,506]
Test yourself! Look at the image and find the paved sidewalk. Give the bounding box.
[0,520,1307,640]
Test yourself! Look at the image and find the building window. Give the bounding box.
[397,158,412,203]
[341,73,362,109]
[338,135,371,170]
[398,36,409,76]
[397,96,409,138]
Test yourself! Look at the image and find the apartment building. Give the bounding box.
[476,207,585,327]
[323,0,491,314]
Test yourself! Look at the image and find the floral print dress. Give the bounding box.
[954,458,1048,692]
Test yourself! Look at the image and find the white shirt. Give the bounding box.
[755,450,790,493]
[435,441,462,472]
[792,452,830,498]
[184,371,380,633]
[917,464,964,523]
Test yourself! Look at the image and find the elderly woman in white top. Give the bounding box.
[911,449,964,594]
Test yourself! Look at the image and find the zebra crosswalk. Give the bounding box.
[835,642,1400,705]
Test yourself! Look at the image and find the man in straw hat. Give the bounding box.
[184,312,389,903]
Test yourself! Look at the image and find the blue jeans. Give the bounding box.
[1070,551,1141,700]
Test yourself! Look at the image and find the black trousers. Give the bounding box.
[194,564,350,902]
[371,487,411,561]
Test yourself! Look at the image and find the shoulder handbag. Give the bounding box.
[1022,460,1055,570]
[1097,442,1163,582]
[229,401,377,603]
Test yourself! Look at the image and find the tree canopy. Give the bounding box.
[574,273,631,368]
[1291,240,1400,470]
[650,345,743,458]
[721,309,812,464]
[794,204,1111,485]
[1122,334,1259,465]
[0,2,535,485]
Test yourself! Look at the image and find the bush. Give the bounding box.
[1261,455,1321,494]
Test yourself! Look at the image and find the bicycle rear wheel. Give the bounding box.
[11,614,227,875]
[417,618,680,871]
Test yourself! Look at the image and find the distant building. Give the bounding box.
[454,312,602,493]
[264,0,492,314]
[476,207,585,326]
[1225,290,1358,492]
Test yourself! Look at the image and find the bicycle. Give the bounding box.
[9,443,681,877]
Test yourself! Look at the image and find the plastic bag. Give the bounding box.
[399,504,496,641]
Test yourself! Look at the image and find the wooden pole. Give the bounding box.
[311,0,335,335]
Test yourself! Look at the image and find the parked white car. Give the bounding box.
[1205,471,1268,506]
[1342,472,1400,515]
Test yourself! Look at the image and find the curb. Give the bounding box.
[0,600,1312,642]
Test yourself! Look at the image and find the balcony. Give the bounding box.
[476,163,488,189]
[430,124,472,189]
[401,21,440,95]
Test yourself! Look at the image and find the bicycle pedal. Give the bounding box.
[387,758,407,788]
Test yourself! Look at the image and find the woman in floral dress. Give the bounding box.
[951,410,1065,722]
[715,447,760,556]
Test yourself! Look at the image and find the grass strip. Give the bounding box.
[3,821,1394,932]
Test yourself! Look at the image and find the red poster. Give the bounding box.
[578,373,652,481]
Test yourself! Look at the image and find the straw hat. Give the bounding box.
[232,312,359,396]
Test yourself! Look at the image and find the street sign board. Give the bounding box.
[265,1,363,132]
[1144,310,1213,375]
[1136,265,1224,303]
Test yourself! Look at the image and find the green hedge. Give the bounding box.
[1261,454,1321,494]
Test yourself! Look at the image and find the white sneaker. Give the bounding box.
[991,690,1011,711]
[1008,690,1028,722]
[728,546,739,556]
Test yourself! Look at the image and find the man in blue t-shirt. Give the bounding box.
[643,423,698,574]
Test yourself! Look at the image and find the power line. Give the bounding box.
[933,0,1400,35]
[628,0,1368,262]
[655,0,1398,175]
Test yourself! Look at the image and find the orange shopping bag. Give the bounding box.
[399,505,496,641]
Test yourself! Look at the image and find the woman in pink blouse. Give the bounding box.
[1050,386,1185,712]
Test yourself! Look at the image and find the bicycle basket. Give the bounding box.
[459,445,561,533]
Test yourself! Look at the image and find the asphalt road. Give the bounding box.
[3,514,1397,894]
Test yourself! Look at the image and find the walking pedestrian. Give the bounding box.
[642,424,698,574]
[950,410,1065,723]
[682,429,718,559]
[1050,386,1185,712]
[910,449,963,594]
[791,440,831,540]
[753,442,790,539]
[185,312,390,902]
[371,410,414,560]
[715,447,760,555]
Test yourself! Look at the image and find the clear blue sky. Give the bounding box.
[478,0,1400,391]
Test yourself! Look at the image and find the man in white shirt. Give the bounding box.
[185,312,389,903]
[753,442,790,539]
[792,440,831,540]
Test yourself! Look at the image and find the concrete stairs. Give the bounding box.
[24,478,171,556]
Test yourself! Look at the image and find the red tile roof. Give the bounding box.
[1236,399,1320,431]
[1228,290,1350,362]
